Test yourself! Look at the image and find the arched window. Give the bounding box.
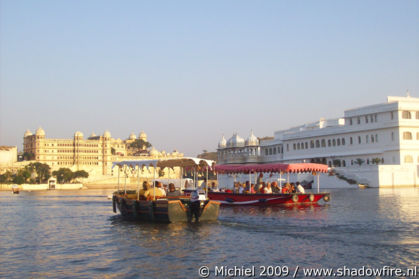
[350,137,353,144]
[337,138,341,146]
[404,155,413,163]
[321,139,326,147]
[333,139,336,146]
[328,139,331,147]
[403,132,412,140]
[315,140,320,148]
[310,140,314,148]
[342,138,345,145]
[402,111,411,119]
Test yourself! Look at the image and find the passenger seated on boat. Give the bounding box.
[290,183,296,193]
[210,182,219,192]
[271,181,280,193]
[296,182,305,193]
[250,184,256,194]
[238,183,245,194]
[167,183,181,196]
[264,182,273,194]
[282,183,291,194]
[256,182,265,193]
[139,181,150,199]
[144,181,166,200]
[225,188,233,193]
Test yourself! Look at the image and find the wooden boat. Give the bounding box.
[112,190,220,222]
[12,185,20,194]
[112,158,220,222]
[211,162,331,206]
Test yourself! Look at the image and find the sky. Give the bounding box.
[1,0,418,156]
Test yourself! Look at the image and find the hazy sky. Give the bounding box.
[1,0,418,156]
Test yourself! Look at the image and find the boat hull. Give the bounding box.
[112,191,220,222]
[207,192,330,206]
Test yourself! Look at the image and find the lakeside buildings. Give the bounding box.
[217,96,419,187]
[12,130,184,184]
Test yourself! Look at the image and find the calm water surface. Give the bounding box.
[0,188,418,278]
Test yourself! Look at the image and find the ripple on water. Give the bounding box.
[0,188,418,278]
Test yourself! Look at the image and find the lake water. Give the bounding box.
[0,188,418,278]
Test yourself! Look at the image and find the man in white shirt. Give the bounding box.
[296,182,305,193]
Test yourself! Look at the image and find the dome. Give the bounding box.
[129,132,136,140]
[149,147,159,157]
[35,127,45,136]
[24,130,33,137]
[89,132,97,138]
[103,130,111,138]
[218,135,227,148]
[227,133,245,148]
[74,131,84,138]
[245,130,259,146]
[139,131,147,141]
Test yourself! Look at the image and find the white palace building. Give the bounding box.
[217,95,419,187]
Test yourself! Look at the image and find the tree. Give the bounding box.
[52,168,74,183]
[27,162,51,183]
[372,158,381,165]
[73,170,89,182]
[129,139,152,150]
[354,158,365,166]
[23,152,35,161]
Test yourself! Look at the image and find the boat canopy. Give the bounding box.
[214,163,329,174]
[112,157,215,170]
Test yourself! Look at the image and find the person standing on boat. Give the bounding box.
[256,173,263,187]
[189,190,201,222]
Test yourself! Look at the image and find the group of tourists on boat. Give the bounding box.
[137,181,182,200]
[217,180,306,194]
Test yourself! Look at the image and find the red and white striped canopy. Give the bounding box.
[214,163,328,174]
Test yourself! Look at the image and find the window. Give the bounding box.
[349,118,353,125]
[297,143,300,150]
[342,138,345,145]
[293,144,296,150]
[310,140,314,148]
[375,134,378,142]
[265,149,268,156]
[391,132,395,141]
[402,111,411,119]
[366,135,369,143]
[332,139,336,146]
[403,132,412,140]
[371,135,374,143]
[315,140,320,148]
[287,144,289,151]
[350,137,353,145]
[305,142,308,149]
[337,138,341,146]
[391,112,394,120]
[328,139,331,147]
[365,116,368,123]
[374,114,377,122]
[370,115,374,122]
[404,155,413,163]
[321,139,326,147]
[357,117,360,124]
[358,136,361,144]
